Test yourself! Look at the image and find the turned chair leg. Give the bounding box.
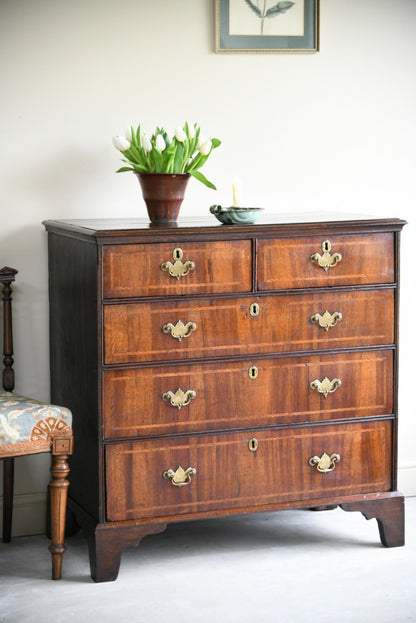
[48,437,72,580]
[2,457,14,543]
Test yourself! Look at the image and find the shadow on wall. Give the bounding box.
[0,226,50,400]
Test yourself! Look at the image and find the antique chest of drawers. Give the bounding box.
[43,215,406,582]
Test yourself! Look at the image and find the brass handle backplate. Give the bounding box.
[162,320,197,341]
[311,310,343,331]
[162,388,196,409]
[310,240,342,272]
[309,452,341,473]
[310,377,342,398]
[163,466,196,487]
[160,248,195,280]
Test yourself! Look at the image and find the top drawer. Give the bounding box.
[257,233,394,290]
[102,240,252,298]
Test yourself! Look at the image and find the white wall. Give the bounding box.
[1,0,415,535]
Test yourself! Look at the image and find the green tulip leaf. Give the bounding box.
[173,141,184,173]
[189,170,216,190]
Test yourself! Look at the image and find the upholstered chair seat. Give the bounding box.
[0,390,72,456]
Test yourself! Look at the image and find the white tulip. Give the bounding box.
[112,135,131,152]
[141,133,152,153]
[125,126,134,141]
[175,126,187,142]
[187,122,196,139]
[199,139,212,156]
[197,133,207,149]
[155,134,166,152]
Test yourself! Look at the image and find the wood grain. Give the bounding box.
[105,420,392,521]
[103,350,393,438]
[257,233,394,290]
[102,240,252,298]
[103,289,394,364]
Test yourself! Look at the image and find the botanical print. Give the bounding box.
[244,1,295,35]
[229,0,304,37]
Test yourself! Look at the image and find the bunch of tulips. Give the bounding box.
[113,122,221,189]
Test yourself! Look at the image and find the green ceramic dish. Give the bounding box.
[209,205,264,225]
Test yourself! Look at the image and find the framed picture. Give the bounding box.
[215,0,319,53]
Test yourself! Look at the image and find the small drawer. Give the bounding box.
[102,350,393,438]
[103,288,394,364]
[102,240,252,298]
[257,233,395,291]
[105,420,392,521]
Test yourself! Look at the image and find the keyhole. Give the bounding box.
[248,365,259,379]
[248,437,259,452]
[249,303,260,317]
[173,247,183,261]
[322,240,331,252]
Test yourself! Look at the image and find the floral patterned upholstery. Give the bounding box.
[0,390,73,458]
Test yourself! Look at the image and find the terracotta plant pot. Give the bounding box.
[135,173,190,223]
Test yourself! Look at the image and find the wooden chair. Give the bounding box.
[0,266,73,579]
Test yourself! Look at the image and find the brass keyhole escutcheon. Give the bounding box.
[174,247,182,260]
[248,437,259,452]
[249,302,260,317]
[248,365,259,379]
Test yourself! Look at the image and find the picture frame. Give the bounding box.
[215,0,319,54]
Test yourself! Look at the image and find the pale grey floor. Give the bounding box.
[1,498,415,623]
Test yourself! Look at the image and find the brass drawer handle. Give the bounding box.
[309,452,341,473]
[163,466,197,487]
[160,248,195,280]
[310,377,342,398]
[162,320,197,341]
[311,310,343,331]
[310,240,342,272]
[162,388,196,409]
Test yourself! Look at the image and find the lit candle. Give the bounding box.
[232,178,240,207]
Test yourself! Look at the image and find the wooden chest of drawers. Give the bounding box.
[44,215,406,582]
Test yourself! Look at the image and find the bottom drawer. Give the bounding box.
[105,420,392,521]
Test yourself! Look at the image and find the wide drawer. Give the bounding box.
[103,350,393,439]
[102,240,252,298]
[257,233,395,290]
[103,289,394,364]
[105,420,392,521]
